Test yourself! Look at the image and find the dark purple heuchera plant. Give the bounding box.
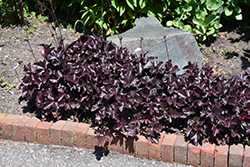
[19,33,181,145]
[19,30,250,146]
[19,0,250,147]
[175,63,250,145]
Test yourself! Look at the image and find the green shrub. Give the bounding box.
[166,0,248,41]
[0,0,26,25]
[2,0,249,41]
[48,0,249,41]
[71,0,169,35]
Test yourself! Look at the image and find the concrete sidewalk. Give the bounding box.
[0,140,191,167]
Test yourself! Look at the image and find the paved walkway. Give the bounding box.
[0,140,191,167]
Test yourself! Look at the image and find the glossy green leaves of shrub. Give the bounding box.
[166,0,246,41]
[72,0,169,35]
[28,0,249,42]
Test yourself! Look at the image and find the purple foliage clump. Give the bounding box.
[19,35,250,146]
[177,63,250,145]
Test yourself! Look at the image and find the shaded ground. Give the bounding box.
[0,16,250,124]
[201,20,250,78]
[0,18,81,118]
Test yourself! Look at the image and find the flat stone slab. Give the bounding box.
[136,38,188,75]
[108,15,204,72]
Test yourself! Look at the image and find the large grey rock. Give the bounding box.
[107,15,204,73]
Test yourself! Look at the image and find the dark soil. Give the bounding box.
[201,20,250,78]
[0,17,250,124]
[0,19,81,118]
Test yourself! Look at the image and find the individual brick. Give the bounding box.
[214,145,228,167]
[0,113,7,138]
[149,133,164,160]
[161,134,177,163]
[188,143,201,166]
[12,116,30,141]
[136,135,149,159]
[0,113,7,122]
[25,117,41,143]
[1,114,19,140]
[50,120,67,145]
[36,121,53,145]
[74,123,91,148]
[61,121,78,147]
[123,136,136,156]
[243,145,250,167]
[109,133,124,153]
[229,144,244,167]
[201,142,215,167]
[86,127,98,150]
[174,135,188,164]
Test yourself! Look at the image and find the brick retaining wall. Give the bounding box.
[0,113,249,167]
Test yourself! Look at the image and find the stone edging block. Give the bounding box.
[174,135,188,164]
[0,113,250,166]
[214,144,228,167]
[188,143,200,166]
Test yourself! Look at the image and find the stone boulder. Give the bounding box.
[107,15,204,74]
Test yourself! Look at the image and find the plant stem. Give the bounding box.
[48,0,63,40]
[25,35,37,62]
[140,37,143,52]
[164,36,170,61]
[37,0,65,49]
[105,0,122,47]
[101,0,103,37]
[19,0,26,26]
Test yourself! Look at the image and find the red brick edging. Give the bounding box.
[0,113,249,167]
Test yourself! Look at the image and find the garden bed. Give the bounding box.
[0,17,250,137]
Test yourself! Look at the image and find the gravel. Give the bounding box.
[0,140,192,167]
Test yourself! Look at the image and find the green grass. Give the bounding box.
[0,73,16,90]
[12,33,19,40]
[18,59,22,64]
[220,48,228,55]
